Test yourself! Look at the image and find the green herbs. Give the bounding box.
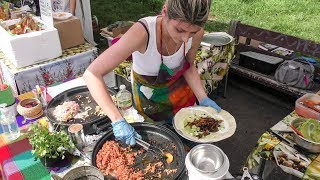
[27,123,75,160]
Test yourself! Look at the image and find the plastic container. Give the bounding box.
[239,51,284,74]
[0,103,20,141]
[295,93,320,119]
[116,85,134,122]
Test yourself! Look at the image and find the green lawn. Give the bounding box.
[91,0,320,43]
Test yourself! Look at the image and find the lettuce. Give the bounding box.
[297,119,320,143]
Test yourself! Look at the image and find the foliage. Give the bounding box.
[209,0,320,43]
[27,123,74,160]
[91,0,320,43]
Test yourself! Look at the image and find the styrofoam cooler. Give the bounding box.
[0,17,62,68]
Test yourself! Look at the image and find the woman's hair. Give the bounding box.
[166,0,212,27]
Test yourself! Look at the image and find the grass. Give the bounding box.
[208,0,320,43]
[91,0,320,43]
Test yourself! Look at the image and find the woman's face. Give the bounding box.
[166,19,202,43]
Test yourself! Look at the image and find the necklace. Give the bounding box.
[161,18,179,56]
[163,39,179,56]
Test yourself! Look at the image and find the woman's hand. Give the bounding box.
[111,119,142,145]
[199,97,222,112]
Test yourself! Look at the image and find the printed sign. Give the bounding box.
[39,0,53,26]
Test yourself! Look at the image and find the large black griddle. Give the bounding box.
[46,86,116,134]
[92,123,186,180]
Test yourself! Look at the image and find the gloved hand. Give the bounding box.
[111,118,142,145]
[199,97,222,112]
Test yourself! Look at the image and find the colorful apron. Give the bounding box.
[132,19,196,124]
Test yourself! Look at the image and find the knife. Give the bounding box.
[270,130,311,163]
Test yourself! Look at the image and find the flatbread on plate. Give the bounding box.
[173,106,236,143]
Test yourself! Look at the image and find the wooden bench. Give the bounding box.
[226,20,320,98]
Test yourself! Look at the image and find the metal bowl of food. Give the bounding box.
[188,144,225,174]
[291,118,320,153]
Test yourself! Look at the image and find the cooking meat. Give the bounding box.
[94,106,106,117]
[185,117,222,138]
[96,141,144,180]
[53,101,79,121]
[164,169,177,175]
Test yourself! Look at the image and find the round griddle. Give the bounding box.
[92,122,186,180]
[46,86,116,134]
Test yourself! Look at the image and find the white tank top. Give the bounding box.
[132,16,193,76]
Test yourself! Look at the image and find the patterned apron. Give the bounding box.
[132,19,196,124]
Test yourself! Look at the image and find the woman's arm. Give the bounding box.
[70,0,76,15]
[83,22,148,122]
[183,29,207,102]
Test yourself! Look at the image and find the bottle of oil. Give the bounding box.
[116,85,134,123]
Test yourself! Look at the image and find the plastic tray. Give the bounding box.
[295,93,320,120]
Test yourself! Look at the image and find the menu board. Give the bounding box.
[39,0,53,27]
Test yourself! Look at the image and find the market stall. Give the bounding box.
[0,77,237,180]
[246,94,320,179]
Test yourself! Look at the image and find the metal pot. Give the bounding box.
[185,144,230,180]
[291,118,320,153]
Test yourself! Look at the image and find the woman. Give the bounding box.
[83,0,221,145]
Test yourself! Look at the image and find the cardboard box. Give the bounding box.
[0,17,62,68]
[101,21,134,38]
[54,16,85,50]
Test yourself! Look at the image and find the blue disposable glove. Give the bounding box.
[199,97,222,112]
[111,118,142,145]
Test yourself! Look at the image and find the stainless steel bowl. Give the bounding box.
[291,118,320,153]
[189,144,225,174]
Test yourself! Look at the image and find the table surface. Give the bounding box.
[245,111,320,180]
[2,89,320,180]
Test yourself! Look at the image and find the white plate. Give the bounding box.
[173,106,236,143]
[53,12,72,20]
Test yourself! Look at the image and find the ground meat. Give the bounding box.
[96,141,144,180]
[164,169,177,175]
[53,101,79,122]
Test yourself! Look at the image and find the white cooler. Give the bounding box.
[0,17,62,68]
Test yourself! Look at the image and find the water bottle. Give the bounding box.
[116,85,134,123]
[0,104,20,141]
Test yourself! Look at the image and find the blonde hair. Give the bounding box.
[166,0,212,26]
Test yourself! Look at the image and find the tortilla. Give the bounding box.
[173,106,236,143]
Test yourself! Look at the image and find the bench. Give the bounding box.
[226,20,320,98]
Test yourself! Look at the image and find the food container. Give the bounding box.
[0,17,62,68]
[62,166,104,180]
[17,98,42,119]
[291,118,320,153]
[185,144,230,180]
[295,93,320,120]
[239,51,284,74]
[273,151,305,178]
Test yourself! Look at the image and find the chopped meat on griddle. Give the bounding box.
[53,101,79,122]
[96,141,144,180]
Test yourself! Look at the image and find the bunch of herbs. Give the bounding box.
[28,123,74,160]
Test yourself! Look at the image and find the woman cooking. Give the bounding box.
[83,0,221,146]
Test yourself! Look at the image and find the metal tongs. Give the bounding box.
[241,167,253,180]
[135,137,166,159]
